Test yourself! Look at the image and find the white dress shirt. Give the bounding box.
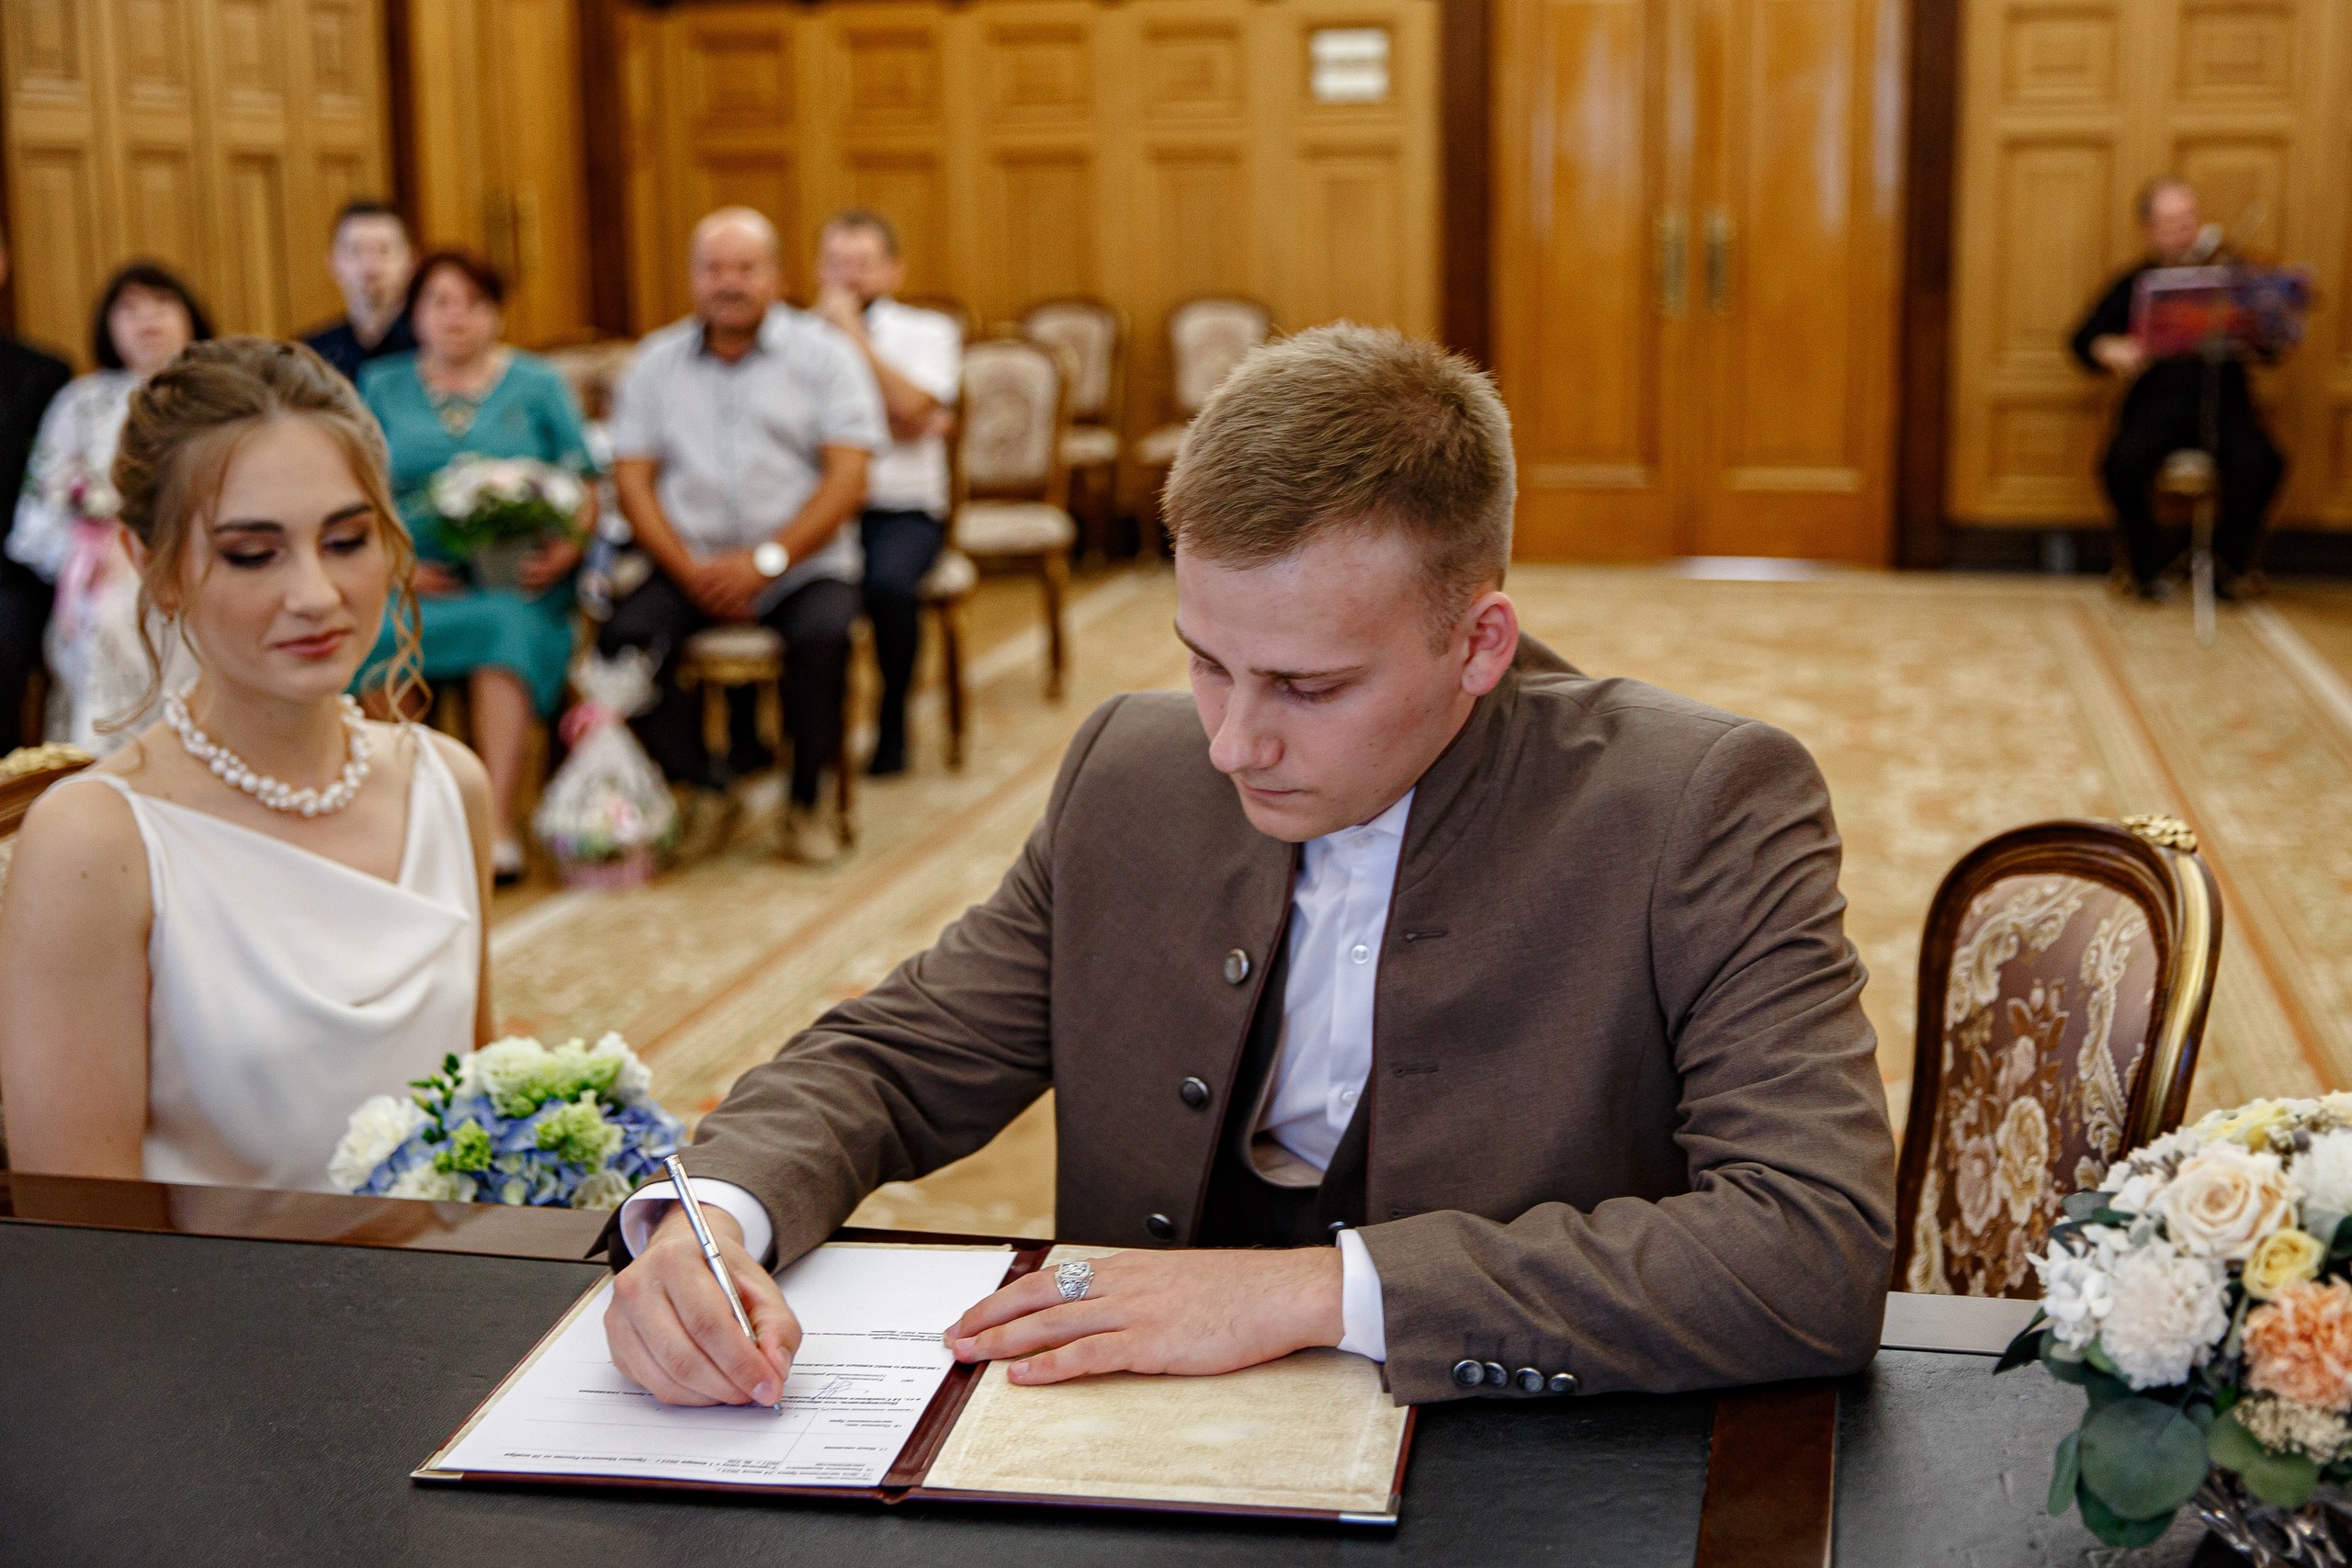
[860,299,960,517]
[621,790,1415,1363]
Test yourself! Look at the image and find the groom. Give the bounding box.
[605,325,1896,1407]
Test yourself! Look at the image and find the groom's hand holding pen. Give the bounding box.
[605,1180,800,1409]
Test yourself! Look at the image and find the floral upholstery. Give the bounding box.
[1906,873,2162,1297]
[1169,298,1271,414]
[1136,423,1190,468]
[1059,425,1121,468]
[1023,302,1117,423]
[960,341,1061,494]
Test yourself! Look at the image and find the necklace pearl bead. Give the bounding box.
[164,692,371,817]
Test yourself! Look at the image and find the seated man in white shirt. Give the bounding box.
[810,211,960,777]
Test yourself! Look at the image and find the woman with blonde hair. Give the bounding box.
[0,338,494,1191]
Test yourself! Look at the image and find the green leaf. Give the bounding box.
[2208,1408,2320,1509]
[2048,1430,2082,1516]
[2083,1367,2134,1410]
[2075,1486,2177,1548]
[1996,1318,2049,1375]
[2042,1341,2091,1383]
[2078,1397,2210,1518]
[2086,1342,2123,1378]
[2090,1208,2132,1227]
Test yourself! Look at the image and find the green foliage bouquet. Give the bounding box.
[1999,1096,2352,1552]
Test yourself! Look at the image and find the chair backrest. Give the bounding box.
[540,340,638,423]
[1166,296,1272,417]
[1893,815,2222,1299]
[956,337,1068,503]
[1022,298,1124,426]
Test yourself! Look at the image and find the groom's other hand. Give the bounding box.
[605,1205,801,1405]
[945,1247,1344,1384]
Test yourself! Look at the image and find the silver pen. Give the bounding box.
[662,1155,785,1412]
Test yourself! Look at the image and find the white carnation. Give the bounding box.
[327,1094,428,1193]
[2099,1244,2230,1389]
[2297,1130,2352,1241]
[571,1168,635,1211]
[386,1165,476,1202]
[471,1036,551,1106]
[589,1032,653,1104]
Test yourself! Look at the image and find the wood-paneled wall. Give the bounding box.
[2,0,390,363]
[613,0,1438,439]
[1946,0,2352,529]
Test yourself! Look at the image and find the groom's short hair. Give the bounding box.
[1164,323,1515,637]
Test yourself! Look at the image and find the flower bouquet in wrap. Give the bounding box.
[428,454,585,592]
[534,649,678,889]
[329,1034,682,1209]
[2000,1096,2352,1559]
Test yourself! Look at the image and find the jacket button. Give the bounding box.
[1482,1361,1508,1388]
[1548,1372,1578,1395]
[1179,1076,1211,1109]
[1222,949,1250,985]
[1452,1359,1485,1388]
[1145,1213,1175,1240]
[1513,1367,1544,1393]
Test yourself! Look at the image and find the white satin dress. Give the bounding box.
[61,732,481,1190]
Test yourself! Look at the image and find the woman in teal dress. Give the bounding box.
[359,250,596,882]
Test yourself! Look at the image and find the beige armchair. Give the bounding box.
[951,337,1075,701]
[1136,296,1272,551]
[1021,299,1125,556]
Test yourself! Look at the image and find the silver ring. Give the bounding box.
[1054,1259,1094,1302]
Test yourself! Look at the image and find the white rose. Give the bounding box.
[2099,1242,2229,1388]
[2162,1145,2298,1261]
[571,1168,635,1211]
[327,1094,429,1192]
[386,1164,476,1202]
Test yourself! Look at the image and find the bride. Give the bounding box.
[0,337,493,1190]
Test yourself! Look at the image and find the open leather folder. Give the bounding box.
[416,1238,1416,1524]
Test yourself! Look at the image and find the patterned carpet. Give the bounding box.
[486,565,2352,1236]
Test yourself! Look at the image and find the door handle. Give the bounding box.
[1704,209,1733,315]
[1657,211,1689,319]
[512,188,538,290]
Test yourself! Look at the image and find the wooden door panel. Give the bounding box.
[482,0,591,345]
[1494,0,1679,559]
[1689,0,1897,562]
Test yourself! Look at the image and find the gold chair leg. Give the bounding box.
[935,599,967,771]
[1041,551,1069,703]
[834,697,856,847]
[755,676,786,762]
[699,675,728,768]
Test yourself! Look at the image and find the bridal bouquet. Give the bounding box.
[1999,1095,2352,1546]
[429,455,585,589]
[328,1033,682,1210]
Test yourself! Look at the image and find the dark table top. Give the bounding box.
[0,1216,2220,1566]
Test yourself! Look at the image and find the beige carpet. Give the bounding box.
[487,565,2352,1236]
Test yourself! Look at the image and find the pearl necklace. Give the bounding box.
[164,692,372,818]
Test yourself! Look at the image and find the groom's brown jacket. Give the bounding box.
[678,639,1897,1404]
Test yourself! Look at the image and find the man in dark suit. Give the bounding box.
[2071,177,2287,599]
[0,234,74,753]
[604,326,1897,1410]
[301,200,416,387]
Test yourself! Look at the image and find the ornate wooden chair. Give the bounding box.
[915,547,975,769]
[1135,296,1272,553]
[950,336,1075,701]
[673,625,856,850]
[0,742,96,1168]
[1893,815,2222,1298]
[1021,298,1125,556]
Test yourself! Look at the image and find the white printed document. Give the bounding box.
[424,1243,1014,1488]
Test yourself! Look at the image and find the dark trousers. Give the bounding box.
[2100,389,2286,588]
[859,508,944,765]
[0,566,51,754]
[597,567,858,807]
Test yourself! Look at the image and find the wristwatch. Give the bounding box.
[752,541,790,579]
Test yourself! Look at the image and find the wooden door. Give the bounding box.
[1493,0,1902,562]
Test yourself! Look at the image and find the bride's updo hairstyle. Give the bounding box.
[109,335,424,717]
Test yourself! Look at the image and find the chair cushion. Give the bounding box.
[1135,423,1189,467]
[955,502,1077,557]
[684,625,784,665]
[2156,449,2218,495]
[918,547,978,602]
[962,341,1061,492]
[1025,303,1118,422]
[1060,425,1121,468]
[1905,873,2160,1298]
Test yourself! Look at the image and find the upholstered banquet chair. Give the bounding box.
[1021,299,1125,555]
[950,337,1075,701]
[1135,297,1272,552]
[1893,815,2222,1299]
[0,743,96,1168]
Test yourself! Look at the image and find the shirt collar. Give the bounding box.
[1319,788,1414,850]
[696,303,794,360]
